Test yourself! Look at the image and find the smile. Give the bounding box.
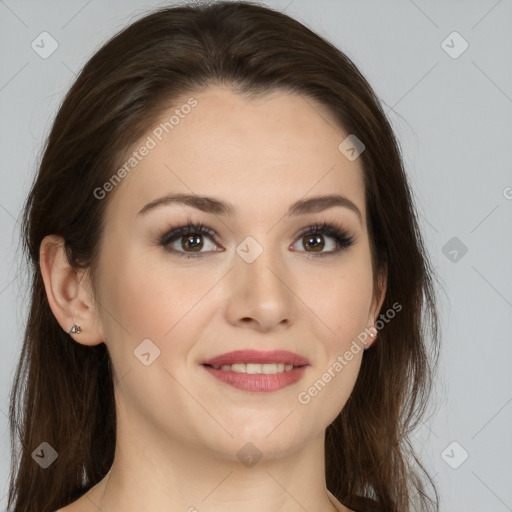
[206,362,295,373]
[201,364,308,392]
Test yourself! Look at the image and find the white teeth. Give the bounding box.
[210,363,295,374]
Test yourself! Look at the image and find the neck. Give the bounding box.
[83,426,348,511]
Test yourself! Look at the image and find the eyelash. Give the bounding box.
[158,220,355,259]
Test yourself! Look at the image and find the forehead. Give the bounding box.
[106,87,366,223]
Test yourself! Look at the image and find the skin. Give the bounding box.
[41,86,386,512]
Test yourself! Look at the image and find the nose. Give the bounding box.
[223,243,296,332]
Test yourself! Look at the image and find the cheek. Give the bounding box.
[293,262,372,423]
[98,246,207,336]
[301,257,374,344]
[96,246,223,379]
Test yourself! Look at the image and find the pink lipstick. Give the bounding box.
[201,349,309,392]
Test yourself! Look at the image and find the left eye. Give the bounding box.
[290,232,337,253]
[290,222,355,255]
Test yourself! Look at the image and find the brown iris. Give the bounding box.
[182,234,203,251]
[303,234,324,252]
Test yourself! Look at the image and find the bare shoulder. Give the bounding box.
[53,499,89,512]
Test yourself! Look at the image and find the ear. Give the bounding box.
[366,262,388,348]
[39,234,104,346]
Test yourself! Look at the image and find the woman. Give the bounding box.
[7,2,440,511]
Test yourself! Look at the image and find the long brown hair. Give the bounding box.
[9,2,440,511]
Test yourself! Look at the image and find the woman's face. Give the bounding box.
[91,86,384,462]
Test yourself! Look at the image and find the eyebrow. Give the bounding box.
[137,193,363,223]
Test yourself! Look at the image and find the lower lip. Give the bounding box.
[202,365,308,392]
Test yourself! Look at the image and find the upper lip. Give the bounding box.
[201,350,309,367]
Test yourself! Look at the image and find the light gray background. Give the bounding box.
[0,1,511,511]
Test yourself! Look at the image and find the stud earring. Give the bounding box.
[69,324,82,334]
[364,327,377,351]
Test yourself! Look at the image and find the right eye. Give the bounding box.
[159,221,224,258]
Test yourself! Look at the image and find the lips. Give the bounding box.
[201,349,309,368]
